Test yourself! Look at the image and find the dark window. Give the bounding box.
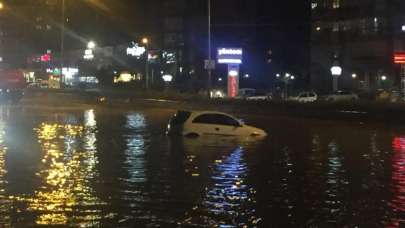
[170,111,191,125]
[193,114,240,126]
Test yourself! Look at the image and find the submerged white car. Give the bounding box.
[167,110,267,137]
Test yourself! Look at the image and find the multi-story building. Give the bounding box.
[310,0,405,92]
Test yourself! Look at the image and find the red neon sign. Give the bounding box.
[40,54,51,62]
[394,52,405,64]
[228,76,238,98]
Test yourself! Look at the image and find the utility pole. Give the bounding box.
[60,0,65,86]
[207,0,212,97]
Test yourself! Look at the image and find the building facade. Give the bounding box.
[310,0,405,92]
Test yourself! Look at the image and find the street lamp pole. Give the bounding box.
[142,38,149,89]
[207,0,212,96]
[60,0,65,86]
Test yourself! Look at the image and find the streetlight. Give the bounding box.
[142,37,150,89]
[0,2,4,10]
[87,41,96,49]
[381,75,387,81]
[352,73,357,78]
[331,63,342,92]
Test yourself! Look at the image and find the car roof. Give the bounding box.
[179,110,236,117]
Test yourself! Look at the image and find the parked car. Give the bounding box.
[167,110,267,137]
[236,88,256,99]
[324,91,359,102]
[288,91,318,103]
[246,92,272,101]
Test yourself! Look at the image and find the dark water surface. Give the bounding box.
[0,106,405,227]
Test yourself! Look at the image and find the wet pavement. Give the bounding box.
[0,105,405,227]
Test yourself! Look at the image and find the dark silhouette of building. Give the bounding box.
[310,0,405,92]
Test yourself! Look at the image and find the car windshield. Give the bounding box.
[170,111,191,125]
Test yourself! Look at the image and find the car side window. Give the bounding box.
[193,114,240,126]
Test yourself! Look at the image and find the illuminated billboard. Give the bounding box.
[217,48,243,64]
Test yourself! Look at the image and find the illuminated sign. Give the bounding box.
[84,49,94,60]
[394,52,405,64]
[227,64,240,98]
[217,48,243,64]
[40,54,51,62]
[127,43,146,57]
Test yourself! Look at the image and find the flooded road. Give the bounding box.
[0,106,405,227]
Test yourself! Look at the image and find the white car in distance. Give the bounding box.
[289,91,318,103]
[324,91,359,102]
[167,110,267,137]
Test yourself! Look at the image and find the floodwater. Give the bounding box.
[0,106,405,227]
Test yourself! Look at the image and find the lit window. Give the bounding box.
[373,17,379,32]
[311,2,318,9]
[332,0,340,9]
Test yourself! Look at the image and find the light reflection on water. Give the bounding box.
[12,109,104,226]
[0,117,11,227]
[181,137,261,227]
[2,108,405,226]
[387,136,405,227]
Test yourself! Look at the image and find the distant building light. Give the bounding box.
[218,77,223,82]
[276,73,280,78]
[229,70,239,77]
[352,73,357,78]
[316,26,321,31]
[162,74,173,82]
[381,75,387,81]
[244,74,250,78]
[311,3,318,9]
[290,75,295,80]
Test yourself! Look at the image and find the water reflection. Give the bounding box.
[0,118,11,226]
[182,137,260,227]
[123,113,147,184]
[14,110,103,226]
[387,136,405,227]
